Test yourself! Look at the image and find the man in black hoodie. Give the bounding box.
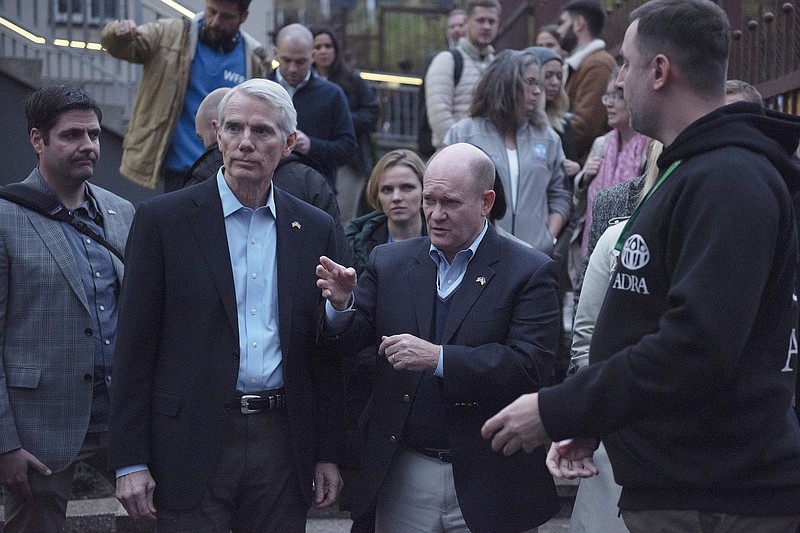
[482,1,800,531]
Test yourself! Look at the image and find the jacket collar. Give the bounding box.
[456,36,495,62]
[565,38,607,71]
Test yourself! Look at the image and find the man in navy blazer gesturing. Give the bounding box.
[109,79,344,532]
[317,143,561,533]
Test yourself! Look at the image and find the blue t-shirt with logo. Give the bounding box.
[163,30,247,174]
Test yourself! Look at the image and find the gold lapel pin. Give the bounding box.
[291,221,301,229]
[476,276,486,286]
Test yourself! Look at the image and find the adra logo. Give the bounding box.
[621,234,650,270]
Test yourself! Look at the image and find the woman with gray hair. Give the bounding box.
[444,49,571,256]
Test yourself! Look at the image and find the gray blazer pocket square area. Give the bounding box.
[6,366,42,389]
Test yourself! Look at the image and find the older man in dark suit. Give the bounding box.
[317,143,560,533]
[109,78,344,532]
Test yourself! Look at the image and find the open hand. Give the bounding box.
[316,255,357,310]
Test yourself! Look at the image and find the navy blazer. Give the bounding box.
[109,176,344,510]
[326,225,561,532]
[267,70,356,183]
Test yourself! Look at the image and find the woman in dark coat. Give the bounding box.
[340,149,426,533]
[313,28,380,221]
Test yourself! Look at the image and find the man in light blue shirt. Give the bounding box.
[109,79,344,532]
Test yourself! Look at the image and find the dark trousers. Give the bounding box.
[156,408,306,533]
[621,509,800,533]
[2,432,114,533]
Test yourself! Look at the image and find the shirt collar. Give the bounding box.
[457,36,495,61]
[33,167,100,220]
[429,219,489,266]
[274,68,312,94]
[565,38,606,71]
[216,169,276,218]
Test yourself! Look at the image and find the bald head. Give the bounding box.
[274,24,314,87]
[196,87,231,148]
[428,143,495,196]
[423,143,495,262]
[276,23,313,47]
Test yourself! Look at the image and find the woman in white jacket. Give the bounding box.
[444,49,571,256]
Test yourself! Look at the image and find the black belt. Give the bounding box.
[406,443,452,463]
[224,389,286,414]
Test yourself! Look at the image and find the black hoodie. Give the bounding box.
[540,102,800,514]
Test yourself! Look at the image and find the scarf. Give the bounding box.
[582,130,649,256]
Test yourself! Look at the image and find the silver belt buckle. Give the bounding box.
[240,394,262,414]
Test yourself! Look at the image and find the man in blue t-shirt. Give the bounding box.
[102,0,268,192]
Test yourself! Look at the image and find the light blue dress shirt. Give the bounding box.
[117,171,286,479]
[217,171,284,392]
[46,173,119,433]
[428,220,488,375]
[428,220,488,301]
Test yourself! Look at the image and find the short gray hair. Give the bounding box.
[218,79,297,140]
[725,79,763,105]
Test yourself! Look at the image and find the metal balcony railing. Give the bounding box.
[373,80,418,149]
[601,0,800,114]
[0,26,138,121]
[0,1,179,132]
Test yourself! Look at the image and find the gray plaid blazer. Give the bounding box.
[0,170,133,473]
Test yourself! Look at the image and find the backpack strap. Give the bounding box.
[450,48,464,86]
[0,184,124,263]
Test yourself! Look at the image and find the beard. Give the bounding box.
[199,26,237,51]
[560,25,579,54]
[627,101,654,139]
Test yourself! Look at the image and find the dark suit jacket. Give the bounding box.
[326,225,561,532]
[109,176,344,510]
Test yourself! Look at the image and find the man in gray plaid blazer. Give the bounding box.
[0,85,134,532]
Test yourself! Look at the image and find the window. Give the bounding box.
[55,0,118,25]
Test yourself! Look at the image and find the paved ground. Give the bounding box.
[2,476,577,532]
[307,517,570,532]
[307,518,570,532]
[0,500,572,532]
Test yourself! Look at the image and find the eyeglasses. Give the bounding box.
[601,92,624,105]
[523,77,542,90]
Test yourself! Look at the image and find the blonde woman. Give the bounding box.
[565,141,663,533]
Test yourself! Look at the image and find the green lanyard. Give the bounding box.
[614,160,682,253]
